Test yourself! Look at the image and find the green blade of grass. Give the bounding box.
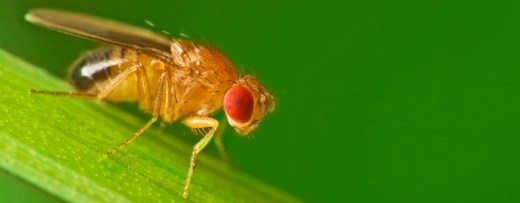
[0,49,301,203]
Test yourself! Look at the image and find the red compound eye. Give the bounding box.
[224,85,254,123]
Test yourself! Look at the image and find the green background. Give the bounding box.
[1,0,519,202]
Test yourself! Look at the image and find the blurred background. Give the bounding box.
[1,0,520,202]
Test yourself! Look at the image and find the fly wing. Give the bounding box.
[26,8,174,64]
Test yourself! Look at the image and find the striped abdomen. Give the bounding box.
[68,46,161,102]
[69,46,124,91]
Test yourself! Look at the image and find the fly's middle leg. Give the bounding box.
[102,72,170,158]
[135,64,152,110]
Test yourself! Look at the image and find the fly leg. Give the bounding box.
[135,64,152,110]
[214,116,229,162]
[28,64,159,157]
[29,64,144,100]
[182,116,219,198]
[102,72,170,158]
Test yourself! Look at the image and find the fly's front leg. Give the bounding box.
[214,116,229,162]
[182,116,219,199]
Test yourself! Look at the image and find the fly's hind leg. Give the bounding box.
[182,116,219,198]
[103,72,170,158]
[29,63,160,158]
[29,64,143,100]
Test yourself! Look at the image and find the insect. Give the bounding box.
[25,9,275,198]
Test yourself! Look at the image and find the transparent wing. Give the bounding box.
[26,8,174,64]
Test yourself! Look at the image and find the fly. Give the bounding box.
[25,9,275,198]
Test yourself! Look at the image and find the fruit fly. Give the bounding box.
[25,9,275,198]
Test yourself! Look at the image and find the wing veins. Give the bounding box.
[26,8,175,65]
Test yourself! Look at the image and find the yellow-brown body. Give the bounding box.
[71,40,239,123]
